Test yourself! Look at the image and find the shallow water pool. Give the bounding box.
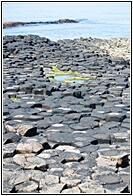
[54,75,71,81]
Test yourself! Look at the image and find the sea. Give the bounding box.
[3,2,130,41]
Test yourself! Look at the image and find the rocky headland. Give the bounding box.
[3,35,130,193]
[3,19,78,29]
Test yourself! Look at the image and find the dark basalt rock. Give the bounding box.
[92,133,111,144]
[3,35,130,193]
[47,132,75,146]
[73,91,82,98]
[105,112,126,122]
[3,143,17,158]
[3,132,21,144]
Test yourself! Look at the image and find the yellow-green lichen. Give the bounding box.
[9,97,18,101]
[52,65,78,76]
[50,65,96,83]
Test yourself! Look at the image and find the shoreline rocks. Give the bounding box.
[3,35,130,193]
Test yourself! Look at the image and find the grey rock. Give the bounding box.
[20,136,51,150]
[24,170,48,182]
[59,151,84,164]
[25,156,48,171]
[60,176,81,188]
[13,154,27,166]
[39,183,66,193]
[105,112,126,122]
[103,183,130,193]
[93,173,122,185]
[16,139,43,153]
[13,154,48,171]
[3,170,14,182]
[24,114,44,121]
[80,144,98,153]
[3,181,16,193]
[3,132,21,144]
[92,133,111,144]
[35,119,50,129]
[69,123,92,131]
[39,174,59,187]
[3,162,23,171]
[111,132,129,143]
[3,35,130,194]
[73,136,97,147]
[5,123,37,136]
[3,143,17,158]
[47,132,75,145]
[121,122,130,129]
[9,171,30,185]
[119,174,130,184]
[4,123,16,133]
[15,180,38,192]
[78,181,105,193]
[61,186,81,193]
[8,102,20,109]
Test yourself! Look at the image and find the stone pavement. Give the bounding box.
[3,35,130,193]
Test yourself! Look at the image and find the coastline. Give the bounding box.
[3,19,78,29]
[3,35,130,193]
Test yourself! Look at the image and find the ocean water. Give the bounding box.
[3,2,130,41]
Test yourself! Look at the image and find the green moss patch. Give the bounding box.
[9,97,18,101]
[49,65,96,83]
[51,65,78,76]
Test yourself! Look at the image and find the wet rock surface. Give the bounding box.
[3,35,130,193]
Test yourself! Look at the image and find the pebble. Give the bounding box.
[3,35,130,193]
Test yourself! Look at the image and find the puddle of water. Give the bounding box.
[54,75,71,81]
[54,75,85,83]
